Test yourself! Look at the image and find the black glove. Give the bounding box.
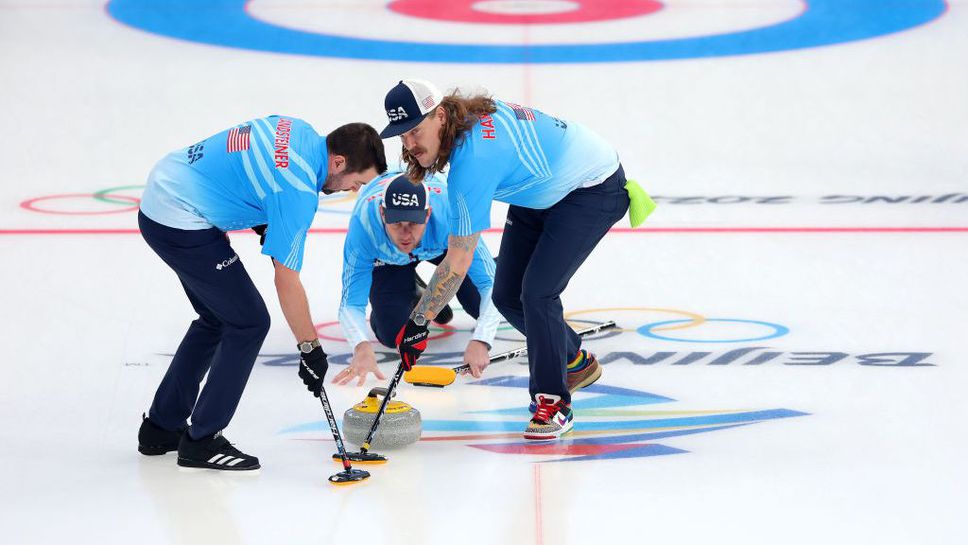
[251,224,267,246]
[298,345,329,397]
[395,318,429,371]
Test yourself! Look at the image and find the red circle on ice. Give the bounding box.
[314,321,456,343]
[20,193,140,215]
[388,0,663,25]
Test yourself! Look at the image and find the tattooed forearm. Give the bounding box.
[412,260,465,319]
[411,233,480,319]
[449,233,480,252]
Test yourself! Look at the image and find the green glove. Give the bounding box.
[624,179,656,228]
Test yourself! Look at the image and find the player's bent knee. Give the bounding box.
[373,325,397,349]
[491,285,521,315]
[192,314,223,331]
[519,286,558,306]
[231,306,271,339]
[370,317,400,349]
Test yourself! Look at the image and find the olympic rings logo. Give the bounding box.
[18,185,360,216]
[20,185,144,215]
[565,308,789,343]
[314,307,789,345]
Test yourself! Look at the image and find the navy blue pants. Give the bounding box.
[492,166,630,404]
[139,212,270,440]
[369,252,481,349]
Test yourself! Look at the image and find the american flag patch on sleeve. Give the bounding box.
[507,102,536,121]
[227,125,251,153]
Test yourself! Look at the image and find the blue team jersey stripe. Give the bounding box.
[339,252,357,308]
[492,110,546,179]
[239,151,267,200]
[285,227,306,269]
[253,119,316,194]
[287,148,318,189]
[338,241,373,347]
[503,103,553,175]
[521,112,553,174]
[251,121,312,194]
[245,131,283,194]
[501,114,555,195]
[455,192,473,236]
[491,108,541,177]
[494,104,551,177]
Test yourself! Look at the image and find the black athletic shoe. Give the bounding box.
[138,413,184,456]
[177,431,260,471]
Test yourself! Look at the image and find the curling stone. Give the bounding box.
[342,387,421,449]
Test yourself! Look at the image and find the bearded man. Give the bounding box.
[380,80,634,440]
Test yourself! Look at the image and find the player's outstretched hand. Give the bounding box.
[461,340,490,378]
[395,318,429,371]
[332,342,387,386]
[298,346,329,397]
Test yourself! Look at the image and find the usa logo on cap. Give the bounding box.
[380,79,444,138]
[382,174,430,224]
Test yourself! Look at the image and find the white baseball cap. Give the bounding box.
[380,79,444,138]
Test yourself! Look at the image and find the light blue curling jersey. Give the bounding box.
[139,115,326,272]
[446,100,620,236]
[338,171,502,348]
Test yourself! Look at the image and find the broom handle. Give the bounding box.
[357,363,406,454]
[318,384,352,470]
[449,320,617,373]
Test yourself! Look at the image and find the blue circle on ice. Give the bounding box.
[637,318,790,343]
[106,0,947,64]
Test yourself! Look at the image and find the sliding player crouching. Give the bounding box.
[331,173,502,386]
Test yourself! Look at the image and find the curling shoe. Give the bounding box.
[177,431,260,471]
[527,350,602,413]
[524,394,573,441]
[138,413,185,455]
[566,349,602,393]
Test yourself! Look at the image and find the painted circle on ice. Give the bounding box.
[389,0,663,25]
[565,307,707,332]
[430,316,620,343]
[93,184,144,206]
[315,320,456,343]
[20,186,357,216]
[20,193,140,215]
[638,318,789,343]
[106,0,947,63]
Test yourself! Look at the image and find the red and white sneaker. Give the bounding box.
[523,394,574,440]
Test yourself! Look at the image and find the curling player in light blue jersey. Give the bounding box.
[330,172,502,386]
[380,79,649,441]
[137,117,387,470]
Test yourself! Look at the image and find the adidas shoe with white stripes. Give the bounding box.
[177,431,260,471]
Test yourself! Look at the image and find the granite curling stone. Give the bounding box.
[342,387,421,449]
